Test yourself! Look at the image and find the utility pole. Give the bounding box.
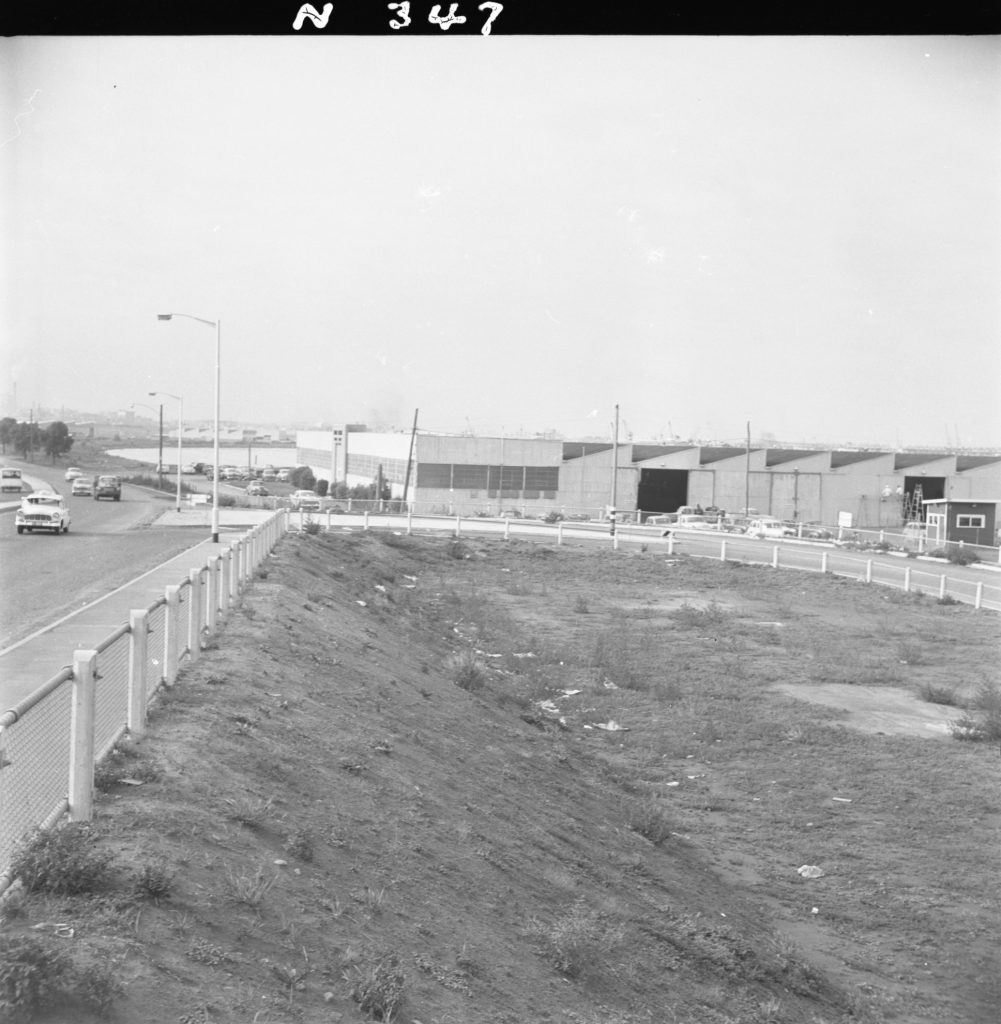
[610,404,620,530]
[744,421,751,515]
[402,408,419,508]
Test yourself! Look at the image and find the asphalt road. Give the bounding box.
[0,473,207,650]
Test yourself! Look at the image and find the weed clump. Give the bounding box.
[11,823,111,896]
[446,650,486,692]
[134,858,175,903]
[0,934,121,1019]
[918,682,960,706]
[345,951,406,1021]
[949,681,1001,741]
[628,796,676,845]
[534,900,624,979]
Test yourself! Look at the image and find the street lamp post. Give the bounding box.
[157,313,221,542]
[149,391,183,512]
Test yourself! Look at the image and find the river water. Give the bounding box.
[106,447,300,469]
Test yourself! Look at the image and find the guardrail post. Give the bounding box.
[720,540,727,562]
[407,508,413,535]
[504,519,510,541]
[128,611,149,739]
[821,552,829,573]
[903,567,911,593]
[557,521,564,545]
[69,650,98,822]
[772,545,779,568]
[206,556,220,634]
[454,515,461,537]
[188,568,203,664]
[939,574,947,600]
[865,559,872,583]
[364,511,370,531]
[975,582,983,610]
[163,585,181,685]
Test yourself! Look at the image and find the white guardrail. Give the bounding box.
[0,511,287,893]
[2,509,997,892]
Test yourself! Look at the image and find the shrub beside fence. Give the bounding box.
[0,510,287,893]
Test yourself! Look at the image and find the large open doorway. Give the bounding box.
[903,475,945,520]
[637,468,689,518]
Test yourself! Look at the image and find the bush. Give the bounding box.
[11,823,111,895]
[289,465,316,490]
[628,796,676,844]
[950,681,1001,741]
[0,934,72,1017]
[315,478,329,497]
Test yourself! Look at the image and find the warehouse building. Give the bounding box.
[296,429,1001,528]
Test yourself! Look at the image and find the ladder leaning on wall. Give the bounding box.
[903,483,924,521]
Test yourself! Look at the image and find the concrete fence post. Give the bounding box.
[667,535,675,556]
[939,574,947,600]
[975,582,983,610]
[504,519,510,541]
[613,531,619,551]
[557,521,564,546]
[188,568,203,664]
[879,530,885,544]
[128,610,149,740]
[221,550,233,611]
[865,560,873,583]
[720,540,727,562]
[903,567,911,593]
[455,515,461,537]
[771,545,779,569]
[69,650,98,822]
[206,556,220,634]
[821,552,829,574]
[163,585,181,686]
[364,511,370,531]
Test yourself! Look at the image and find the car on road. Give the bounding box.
[181,463,199,475]
[71,476,94,496]
[246,482,269,496]
[260,469,278,482]
[746,517,787,540]
[288,489,321,512]
[93,475,122,501]
[658,513,722,537]
[64,466,84,481]
[276,469,291,483]
[1,467,22,493]
[15,491,71,534]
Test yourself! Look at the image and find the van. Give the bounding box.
[1,467,22,493]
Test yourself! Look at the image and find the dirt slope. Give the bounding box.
[3,529,999,1024]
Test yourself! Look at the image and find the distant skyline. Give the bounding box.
[3,36,999,449]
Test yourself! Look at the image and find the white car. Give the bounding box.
[746,517,787,540]
[289,489,321,512]
[71,476,94,496]
[64,466,83,481]
[16,491,71,535]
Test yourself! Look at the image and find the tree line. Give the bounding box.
[0,417,75,463]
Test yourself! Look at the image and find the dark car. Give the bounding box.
[94,475,122,501]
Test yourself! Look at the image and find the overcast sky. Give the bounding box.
[2,34,999,447]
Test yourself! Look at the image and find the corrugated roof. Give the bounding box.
[829,450,890,468]
[764,449,825,467]
[630,444,695,463]
[562,442,613,461]
[699,446,752,464]
[893,453,954,470]
[956,455,1001,472]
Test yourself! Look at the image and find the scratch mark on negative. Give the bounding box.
[2,90,41,147]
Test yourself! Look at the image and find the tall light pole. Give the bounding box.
[150,391,183,512]
[130,401,163,489]
[158,313,221,543]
